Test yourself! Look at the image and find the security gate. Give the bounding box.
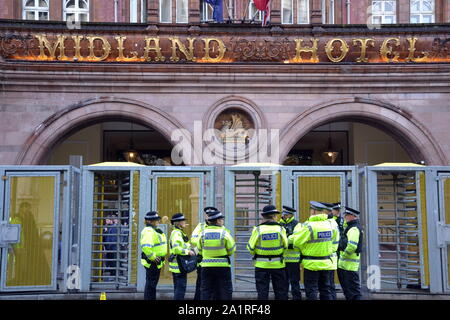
[437,171,450,293]
[149,169,214,287]
[363,165,433,293]
[224,165,357,291]
[80,164,215,291]
[0,166,78,292]
[283,166,358,287]
[224,164,282,290]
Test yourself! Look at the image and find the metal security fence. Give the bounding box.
[0,166,80,293]
[79,164,215,292]
[2,164,450,295]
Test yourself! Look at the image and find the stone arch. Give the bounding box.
[278,97,446,165]
[16,96,198,165]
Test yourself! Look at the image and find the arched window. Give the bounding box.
[372,0,396,24]
[410,0,434,23]
[64,0,89,22]
[22,0,49,21]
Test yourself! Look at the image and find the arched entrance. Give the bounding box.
[278,97,446,166]
[15,97,197,165]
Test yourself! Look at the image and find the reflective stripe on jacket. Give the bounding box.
[247,222,288,269]
[338,223,361,272]
[169,227,191,273]
[198,225,235,267]
[140,226,167,269]
[293,214,339,271]
[280,217,301,263]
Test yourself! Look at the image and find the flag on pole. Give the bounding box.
[205,0,224,22]
[253,0,270,26]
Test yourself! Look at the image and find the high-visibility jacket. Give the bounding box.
[293,214,339,271]
[140,225,167,269]
[338,220,362,272]
[197,225,236,267]
[247,221,288,269]
[169,227,191,273]
[280,216,301,263]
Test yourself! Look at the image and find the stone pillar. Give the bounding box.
[49,0,63,21]
[147,0,159,23]
[190,0,201,23]
[271,0,281,24]
[310,0,322,24]
[398,0,410,23]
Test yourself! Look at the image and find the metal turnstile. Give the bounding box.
[90,171,135,288]
[233,171,276,286]
[376,172,422,289]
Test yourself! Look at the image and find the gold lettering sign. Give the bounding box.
[72,35,84,61]
[143,37,165,62]
[202,38,226,62]
[294,38,319,63]
[2,33,442,64]
[36,34,67,60]
[115,36,139,61]
[86,36,111,61]
[406,37,429,62]
[169,37,196,62]
[380,38,400,63]
[353,38,375,63]
[325,39,349,63]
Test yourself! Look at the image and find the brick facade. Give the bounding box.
[1,0,449,24]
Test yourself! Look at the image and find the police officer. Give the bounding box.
[247,205,289,300]
[197,208,236,300]
[190,207,214,300]
[169,213,196,300]
[330,203,345,235]
[337,206,363,300]
[293,201,339,300]
[140,211,168,300]
[279,205,302,300]
[321,202,341,300]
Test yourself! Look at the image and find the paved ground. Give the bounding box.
[1,289,449,300]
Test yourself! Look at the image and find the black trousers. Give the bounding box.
[172,272,187,300]
[285,263,302,300]
[144,264,161,300]
[200,267,233,300]
[303,269,334,300]
[105,251,117,277]
[194,266,202,300]
[337,268,362,300]
[255,267,288,300]
[330,270,337,300]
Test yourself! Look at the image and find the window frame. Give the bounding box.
[410,0,435,24]
[371,0,396,25]
[201,1,214,22]
[22,0,49,21]
[281,0,294,24]
[63,0,90,22]
[297,0,309,24]
[248,0,263,22]
[159,0,172,23]
[176,0,189,23]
